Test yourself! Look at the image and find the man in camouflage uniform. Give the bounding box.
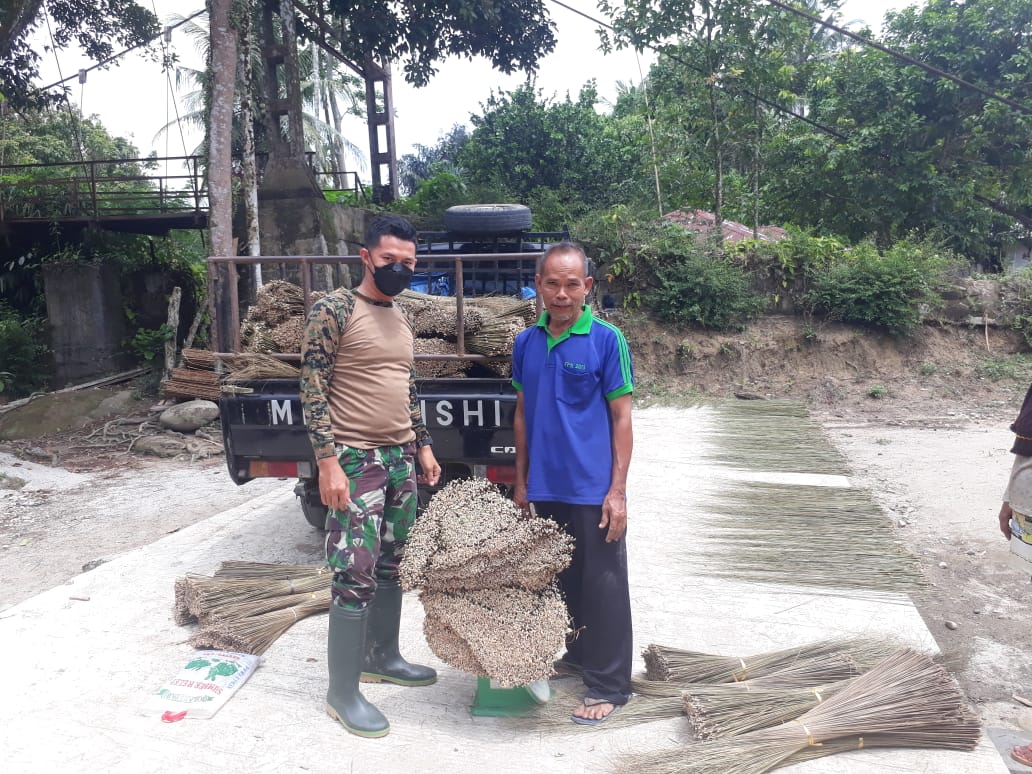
[301,214,441,738]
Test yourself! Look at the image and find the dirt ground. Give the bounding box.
[2,315,1031,742]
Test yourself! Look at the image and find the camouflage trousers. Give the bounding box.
[325,442,417,609]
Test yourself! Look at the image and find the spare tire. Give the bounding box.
[443,204,532,235]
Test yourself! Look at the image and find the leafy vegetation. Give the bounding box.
[0,303,49,398]
[650,254,765,331]
[805,240,952,335]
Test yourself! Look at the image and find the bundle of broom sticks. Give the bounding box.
[621,648,980,774]
[173,561,332,655]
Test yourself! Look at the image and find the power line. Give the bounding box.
[763,0,1032,117]
[545,0,1029,226]
[36,8,207,94]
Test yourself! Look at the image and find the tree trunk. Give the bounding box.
[207,0,239,352]
[327,88,349,189]
[238,1,262,288]
[753,97,761,239]
[709,83,724,250]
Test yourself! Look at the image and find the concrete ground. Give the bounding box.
[0,405,1009,773]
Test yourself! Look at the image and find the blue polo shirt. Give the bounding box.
[512,306,634,505]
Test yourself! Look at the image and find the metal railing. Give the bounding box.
[0,154,369,222]
[0,156,206,221]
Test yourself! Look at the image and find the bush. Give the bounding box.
[0,307,49,397]
[805,240,950,335]
[648,253,765,330]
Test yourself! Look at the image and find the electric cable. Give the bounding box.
[545,0,1028,226]
[36,8,206,94]
[41,0,86,168]
[762,0,1032,117]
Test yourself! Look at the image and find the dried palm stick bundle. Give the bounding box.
[173,577,197,625]
[466,317,525,357]
[420,586,569,687]
[695,481,925,594]
[641,637,887,684]
[200,587,331,625]
[698,402,850,475]
[181,348,217,370]
[782,707,982,766]
[189,594,329,655]
[619,649,977,774]
[466,296,537,326]
[685,680,851,740]
[241,320,277,354]
[413,338,470,379]
[524,690,685,731]
[222,353,301,381]
[214,561,326,579]
[413,301,488,338]
[634,653,861,699]
[185,572,332,619]
[482,358,512,378]
[267,315,306,353]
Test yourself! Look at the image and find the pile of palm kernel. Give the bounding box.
[401,478,573,686]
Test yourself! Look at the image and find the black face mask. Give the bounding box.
[372,262,412,297]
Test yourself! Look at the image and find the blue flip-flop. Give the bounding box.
[571,697,619,725]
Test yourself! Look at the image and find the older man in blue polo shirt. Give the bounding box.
[512,241,634,725]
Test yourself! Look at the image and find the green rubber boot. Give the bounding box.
[361,579,437,686]
[326,604,390,738]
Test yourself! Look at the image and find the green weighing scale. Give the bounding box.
[470,677,553,717]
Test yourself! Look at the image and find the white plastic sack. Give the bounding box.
[151,650,260,721]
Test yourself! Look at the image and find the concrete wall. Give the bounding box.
[42,263,131,387]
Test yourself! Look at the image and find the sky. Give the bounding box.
[31,0,917,170]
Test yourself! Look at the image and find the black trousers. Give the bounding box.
[533,501,633,705]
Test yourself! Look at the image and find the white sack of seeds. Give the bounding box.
[149,650,260,721]
[421,586,569,687]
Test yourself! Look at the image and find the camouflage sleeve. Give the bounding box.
[300,293,354,459]
[409,367,432,447]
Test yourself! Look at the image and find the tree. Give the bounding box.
[1,1,158,108]
[208,0,237,352]
[319,0,557,87]
[599,0,841,242]
[762,0,1032,260]
[398,124,469,196]
[458,82,641,220]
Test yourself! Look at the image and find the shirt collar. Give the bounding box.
[535,304,593,333]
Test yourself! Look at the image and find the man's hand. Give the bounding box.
[513,481,530,516]
[599,488,627,542]
[318,456,351,512]
[999,501,1014,540]
[417,445,441,486]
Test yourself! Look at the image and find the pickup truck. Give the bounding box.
[215,207,570,528]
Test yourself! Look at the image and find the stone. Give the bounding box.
[159,400,219,433]
[134,434,188,458]
[944,620,959,630]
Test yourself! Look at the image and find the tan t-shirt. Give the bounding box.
[329,296,415,449]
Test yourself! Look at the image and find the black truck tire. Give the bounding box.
[295,481,328,530]
[300,497,328,530]
[443,204,532,235]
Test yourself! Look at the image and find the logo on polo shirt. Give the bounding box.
[563,361,586,371]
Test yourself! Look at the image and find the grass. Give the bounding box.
[633,377,704,408]
[975,354,1032,382]
[866,384,889,399]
